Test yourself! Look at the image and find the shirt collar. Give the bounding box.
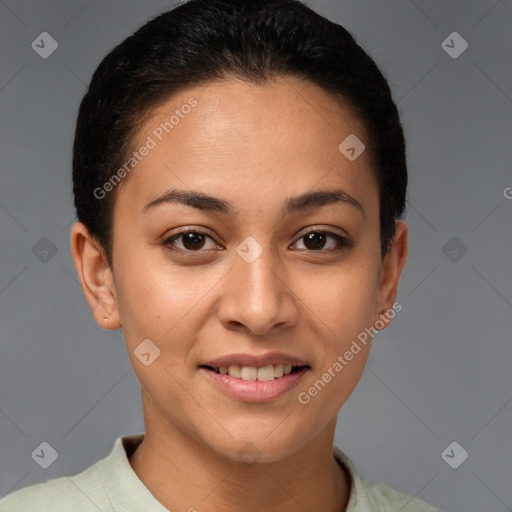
[101,433,367,511]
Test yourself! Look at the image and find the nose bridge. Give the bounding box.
[218,238,297,335]
[238,242,281,302]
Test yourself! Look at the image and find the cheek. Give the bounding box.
[294,322,372,435]
[114,253,219,356]
[307,349,370,418]
[115,246,181,320]
[115,264,200,394]
[298,260,380,338]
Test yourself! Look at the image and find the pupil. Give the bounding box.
[183,232,205,250]
[304,232,326,250]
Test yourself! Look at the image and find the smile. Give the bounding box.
[202,363,307,381]
[199,359,311,402]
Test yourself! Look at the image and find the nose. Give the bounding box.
[217,245,299,337]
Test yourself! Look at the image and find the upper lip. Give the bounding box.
[201,351,310,368]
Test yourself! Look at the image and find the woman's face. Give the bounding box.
[75,77,407,462]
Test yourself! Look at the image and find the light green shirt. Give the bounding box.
[0,433,444,511]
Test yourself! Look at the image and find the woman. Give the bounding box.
[0,0,444,510]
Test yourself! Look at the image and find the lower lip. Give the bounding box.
[199,367,310,403]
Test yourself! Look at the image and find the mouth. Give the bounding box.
[198,354,311,402]
[199,363,311,381]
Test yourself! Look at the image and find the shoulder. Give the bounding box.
[333,446,445,512]
[358,476,444,511]
[0,454,112,512]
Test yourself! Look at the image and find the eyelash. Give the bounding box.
[161,228,351,254]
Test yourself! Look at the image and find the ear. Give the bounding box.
[373,220,408,329]
[70,222,121,330]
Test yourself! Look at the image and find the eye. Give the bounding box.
[162,228,351,254]
[292,230,351,252]
[162,229,221,252]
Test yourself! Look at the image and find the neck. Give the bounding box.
[128,400,351,512]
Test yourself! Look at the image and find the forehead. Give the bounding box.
[114,77,377,220]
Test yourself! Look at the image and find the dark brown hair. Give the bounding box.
[73,0,407,268]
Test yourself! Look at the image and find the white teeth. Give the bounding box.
[257,365,275,381]
[241,366,258,380]
[228,365,241,378]
[217,363,300,381]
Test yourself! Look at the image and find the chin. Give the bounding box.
[199,424,310,465]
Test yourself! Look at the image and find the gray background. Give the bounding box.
[1,1,511,511]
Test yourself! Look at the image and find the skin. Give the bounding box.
[70,76,408,512]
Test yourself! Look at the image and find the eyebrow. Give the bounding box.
[141,187,365,218]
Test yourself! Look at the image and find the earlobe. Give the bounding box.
[374,221,408,328]
[70,222,121,329]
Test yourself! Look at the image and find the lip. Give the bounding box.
[200,365,310,403]
[201,351,309,368]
